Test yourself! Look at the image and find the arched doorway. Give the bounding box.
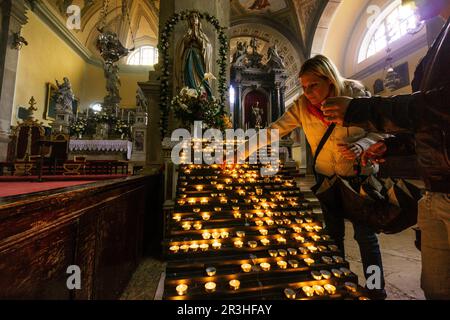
[243,90,268,129]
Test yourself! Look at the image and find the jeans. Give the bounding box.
[418,192,450,299]
[315,174,386,295]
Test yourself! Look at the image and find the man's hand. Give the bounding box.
[338,143,363,160]
[321,97,353,125]
[361,141,387,166]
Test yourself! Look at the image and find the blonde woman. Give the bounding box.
[242,55,389,299]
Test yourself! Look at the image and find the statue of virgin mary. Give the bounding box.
[174,12,213,98]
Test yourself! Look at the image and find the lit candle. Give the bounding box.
[311,234,321,242]
[202,213,211,221]
[332,269,343,278]
[189,243,199,252]
[169,245,179,254]
[328,245,339,252]
[340,267,352,276]
[236,231,245,237]
[220,231,229,239]
[287,248,297,255]
[284,288,296,300]
[260,262,271,271]
[304,258,315,266]
[307,246,318,253]
[188,198,196,205]
[212,241,221,250]
[322,256,333,265]
[288,260,299,268]
[318,245,328,252]
[214,207,222,212]
[176,284,188,295]
[333,256,345,264]
[181,222,191,231]
[313,285,325,296]
[302,286,314,297]
[266,219,274,226]
[311,270,322,280]
[216,184,224,190]
[247,241,257,248]
[173,215,182,222]
[205,282,216,293]
[299,247,309,255]
[277,237,287,245]
[202,232,211,240]
[255,220,264,227]
[212,232,221,239]
[268,250,278,257]
[344,282,357,292]
[278,249,288,257]
[260,238,270,246]
[200,198,208,205]
[200,243,209,251]
[245,213,254,219]
[177,199,186,206]
[359,296,370,300]
[278,228,287,235]
[229,280,240,291]
[193,222,202,230]
[241,263,252,273]
[256,211,265,218]
[233,211,242,218]
[232,206,240,211]
[277,260,287,269]
[206,267,216,276]
[324,284,336,295]
[193,208,201,213]
[234,240,243,248]
[259,229,268,236]
[180,244,189,252]
[320,270,332,279]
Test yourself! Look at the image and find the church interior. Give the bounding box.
[0,0,447,301]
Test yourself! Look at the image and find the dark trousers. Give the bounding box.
[316,174,386,295]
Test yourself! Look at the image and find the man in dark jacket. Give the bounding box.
[321,0,450,299]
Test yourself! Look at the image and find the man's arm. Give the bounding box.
[343,85,450,133]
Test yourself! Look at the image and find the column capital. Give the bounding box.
[4,0,29,27]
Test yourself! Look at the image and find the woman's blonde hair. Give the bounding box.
[298,54,347,96]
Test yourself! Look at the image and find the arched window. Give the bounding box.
[90,103,102,113]
[127,46,158,66]
[358,0,422,63]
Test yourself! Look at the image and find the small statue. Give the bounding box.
[104,63,121,104]
[252,101,264,129]
[232,41,248,66]
[54,77,74,114]
[96,28,133,65]
[247,37,263,68]
[267,44,286,69]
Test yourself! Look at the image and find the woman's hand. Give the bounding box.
[361,141,387,166]
[338,143,363,160]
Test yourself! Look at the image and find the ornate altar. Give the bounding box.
[231,39,288,130]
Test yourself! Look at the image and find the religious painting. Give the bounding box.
[244,90,268,129]
[239,0,287,13]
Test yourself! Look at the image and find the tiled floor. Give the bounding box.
[120,175,425,300]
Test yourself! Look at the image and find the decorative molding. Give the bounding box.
[349,33,428,80]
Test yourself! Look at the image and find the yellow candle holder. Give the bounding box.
[231,198,238,203]
[268,250,278,257]
[260,238,270,246]
[193,222,202,230]
[189,243,199,252]
[260,262,271,271]
[294,235,305,243]
[278,249,288,257]
[284,288,296,300]
[200,198,209,205]
[307,246,318,253]
[233,211,242,219]
[181,223,192,231]
[200,243,209,251]
[324,284,336,295]
[256,211,265,218]
[266,219,274,226]
[288,260,299,268]
[311,270,322,280]
[202,232,211,240]
[313,285,325,296]
[241,263,252,273]
[331,269,343,278]
[259,229,268,236]
[234,240,243,248]
[188,199,196,205]
[173,215,182,222]
[265,211,273,217]
[287,248,297,255]
[176,284,188,295]
[205,282,216,293]
[344,282,357,292]
[206,267,216,276]
[180,244,190,252]
[278,228,287,235]
[229,279,240,290]
[202,213,211,221]
[255,220,264,227]
[304,258,315,266]
[236,231,245,237]
[196,185,203,191]
[212,241,222,250]
[277,237,287,245]
[212,232,221,239]
[320,270,332,279]
[247,241,257,248]
[277,260,287,269]
[302,286,314,297]
[169,245,179,254]
[220,231,229,239]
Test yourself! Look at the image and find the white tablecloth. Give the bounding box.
[69,140,133,160]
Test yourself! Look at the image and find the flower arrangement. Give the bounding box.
[171,73,229,131]
[113,119,131,139]
[158,10,229,137]
[70,118,88,138]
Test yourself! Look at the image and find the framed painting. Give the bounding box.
[44,82,57,120]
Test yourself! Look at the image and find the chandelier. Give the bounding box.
[383,47,400,92]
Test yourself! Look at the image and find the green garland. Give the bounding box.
[158,10,229,138]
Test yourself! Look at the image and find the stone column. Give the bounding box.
[0,0,28,161]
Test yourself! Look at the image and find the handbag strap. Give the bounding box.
[312,123,336,178]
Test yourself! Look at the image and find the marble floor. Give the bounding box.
[120,175,425,300]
